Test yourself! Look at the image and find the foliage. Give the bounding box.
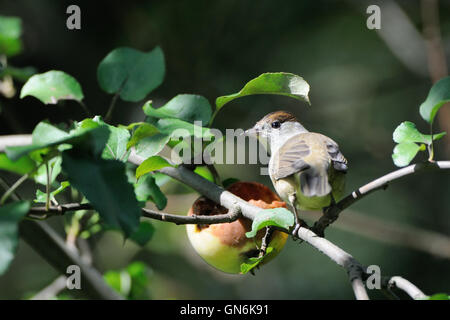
[104,261,152,299]
[391,79,449,167]
[245,208,294,238]
[1,12,450,299]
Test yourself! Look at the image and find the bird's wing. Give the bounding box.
[321,135,348,173]
[272,134,317,180]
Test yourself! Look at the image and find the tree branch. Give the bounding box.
[27,202,242,225]
[383,276,427,300]
[19,220,123,300]
[313,161,450,235]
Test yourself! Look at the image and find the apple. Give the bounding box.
[186,181,289,274]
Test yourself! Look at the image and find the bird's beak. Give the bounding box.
[244,127,259,136]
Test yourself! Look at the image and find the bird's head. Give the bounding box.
[245,110,308,152]
[245,111,307,147]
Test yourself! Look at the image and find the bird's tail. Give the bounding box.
[299,170,331,197]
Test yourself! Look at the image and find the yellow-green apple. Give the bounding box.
[186,181,288,274]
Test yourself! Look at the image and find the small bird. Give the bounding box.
[245,110,348,237]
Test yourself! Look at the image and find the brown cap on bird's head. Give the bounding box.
[245,110,299,137]
[259,110,298,124]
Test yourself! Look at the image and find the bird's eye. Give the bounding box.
[271,121,281,129]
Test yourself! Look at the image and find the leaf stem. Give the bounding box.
[79,101,91,117]
[45,162,51,211]
[429,123,435,161]
[104,92,120,123]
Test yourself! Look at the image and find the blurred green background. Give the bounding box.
[1,0,450,299]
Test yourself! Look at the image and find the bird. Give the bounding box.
[245,110,348,237]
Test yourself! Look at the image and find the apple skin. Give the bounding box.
[186,181,289,274]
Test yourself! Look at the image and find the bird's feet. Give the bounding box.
[291,223,301,240]
[291,219,309,241]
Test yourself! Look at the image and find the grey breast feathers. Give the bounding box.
[272,133,348,197]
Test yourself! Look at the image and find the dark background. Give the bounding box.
[0,0,450,299]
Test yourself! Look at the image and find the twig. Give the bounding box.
[313,161,450,235]
[383,276,427,300]
[30,276,67,300]
[0,173,29,205]
[19,220,123,300]
[27,202,242,225]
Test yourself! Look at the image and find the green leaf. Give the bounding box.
[62,152,141,237]
[104,261,150,299]
[127,123,159,150]
[136,156,172,179]
[0,15,22,57]
[392,142,424,167]
[97,47,165,102]
[216,72,310,109]
[240,247,273,274]
[426,293,450,300]
[0,201,30,275]
[246,208,294,238]
[134,173,167,210]
[129,221,155,246]
[143,94,212,124]
[5,122,110,161]
[420,76,450,124]
[20,71,84,104]
[76,117,131,161]
[0,66,36,82]
[34,181,70,203]
[135,133,170,159]
[0,153,35,175]
[85,117,131,161]
[194,166,214,182]
[33,155,62,185]
[393,121,446,145]
[156,118,214,139]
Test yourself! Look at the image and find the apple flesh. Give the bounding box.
[186,181,289,274]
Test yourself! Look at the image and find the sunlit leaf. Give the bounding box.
[426,293,450,300]
[0,15,22,57]
[216,72,310,109]
[127,123,159,150]
[393,121,445,145]
[246,208,294,238]
[135,133,170,159]
[5,122,109,161]
[420,76,450,124]
[0,153,35,175]
[20,71,84,104]
[240,247,273,274]
[34,181,70,203]
[143,94,212,124]
[136,156,172,179]
[194,166,214,182]
[392,142,425,167]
